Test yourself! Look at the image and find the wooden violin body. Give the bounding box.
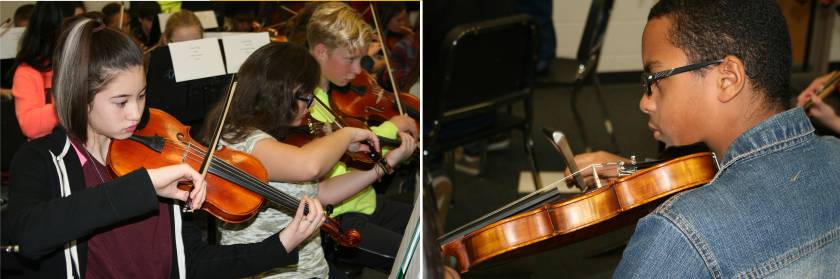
[251,22,289,43]
[108,108,361,247]
[109,108,265,223]
[440,152,718,272]
[329,71,420,129]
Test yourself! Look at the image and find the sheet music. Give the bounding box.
[0,27,25,59]
[221,32,270,73]
[157,13,171,32]
[193,11,218,29]
[204,32,250,39]
[168,38,226,82]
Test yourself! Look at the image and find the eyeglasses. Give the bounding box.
[297,94,314,108]
[641,59,723,95]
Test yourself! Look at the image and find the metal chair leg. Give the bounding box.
[592,75,621,154]
[569,83,592,153]
[524,132,542,188]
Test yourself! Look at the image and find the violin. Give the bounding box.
[439,152,719,272]
[329,3,420,130]
[287,114,402,147]
[283,113,401,170]
[384,26,416,51]
[251,22,289,43]
[108,108,361,247]
[329,71,420,128]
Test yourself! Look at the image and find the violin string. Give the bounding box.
[159,140,294,203]
[442,166,605,241]
[156,141,356,243]
[158,140,301,209]
[207,158,301,209]
[160,140,356,244]
[205,160,300,209]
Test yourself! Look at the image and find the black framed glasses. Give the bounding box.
[641,59,723,95]
[297,94,314,108]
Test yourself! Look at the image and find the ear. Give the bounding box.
[716,55,747,103]
[313,43,329,62]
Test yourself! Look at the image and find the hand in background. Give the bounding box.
[796,71,837,107]
[384,131,417,166]
[341,127,380,153]
[388,115,418,139]
[796,71,840,133]
[562,151,630,187]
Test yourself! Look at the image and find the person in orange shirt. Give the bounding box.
[12,2,78,139]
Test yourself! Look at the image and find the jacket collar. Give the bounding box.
[720,107,814,168]
[41,126,72,153]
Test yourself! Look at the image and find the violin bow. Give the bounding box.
[0,18,12,36]
[311,95,341,127]
[118,2,125,32]
[255,2,298,31]
[279,4,299,16]
[369,3,405,115]
[803,71,840,110]
[188,75,238,212]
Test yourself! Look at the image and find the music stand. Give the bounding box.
[146,45,232,138]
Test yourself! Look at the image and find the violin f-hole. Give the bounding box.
[364,106,385,114]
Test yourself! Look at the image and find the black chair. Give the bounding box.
[1,97,26,183]
[1,96,26,279]
[538,0,618,152]
[424,14,542,188]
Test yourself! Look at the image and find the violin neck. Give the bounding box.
[379,136,401,148]
[439,182,567,244]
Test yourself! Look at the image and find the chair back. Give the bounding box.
[574,0,615,81]
[424,14,544,189]
[430,14,538,127]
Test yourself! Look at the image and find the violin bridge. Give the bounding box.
[591,164,602,189]
[182,141,191,163]
[365,106,385,114]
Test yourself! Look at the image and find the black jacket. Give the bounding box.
[5,128,298,278]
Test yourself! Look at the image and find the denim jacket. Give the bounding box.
[614,108,840,278]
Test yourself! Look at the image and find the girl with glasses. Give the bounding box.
[200,42,415,278]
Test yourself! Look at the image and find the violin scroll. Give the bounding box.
[323,217,362,247]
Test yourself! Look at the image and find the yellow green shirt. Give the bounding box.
[157,1,181,14]
[311,87,399,216]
